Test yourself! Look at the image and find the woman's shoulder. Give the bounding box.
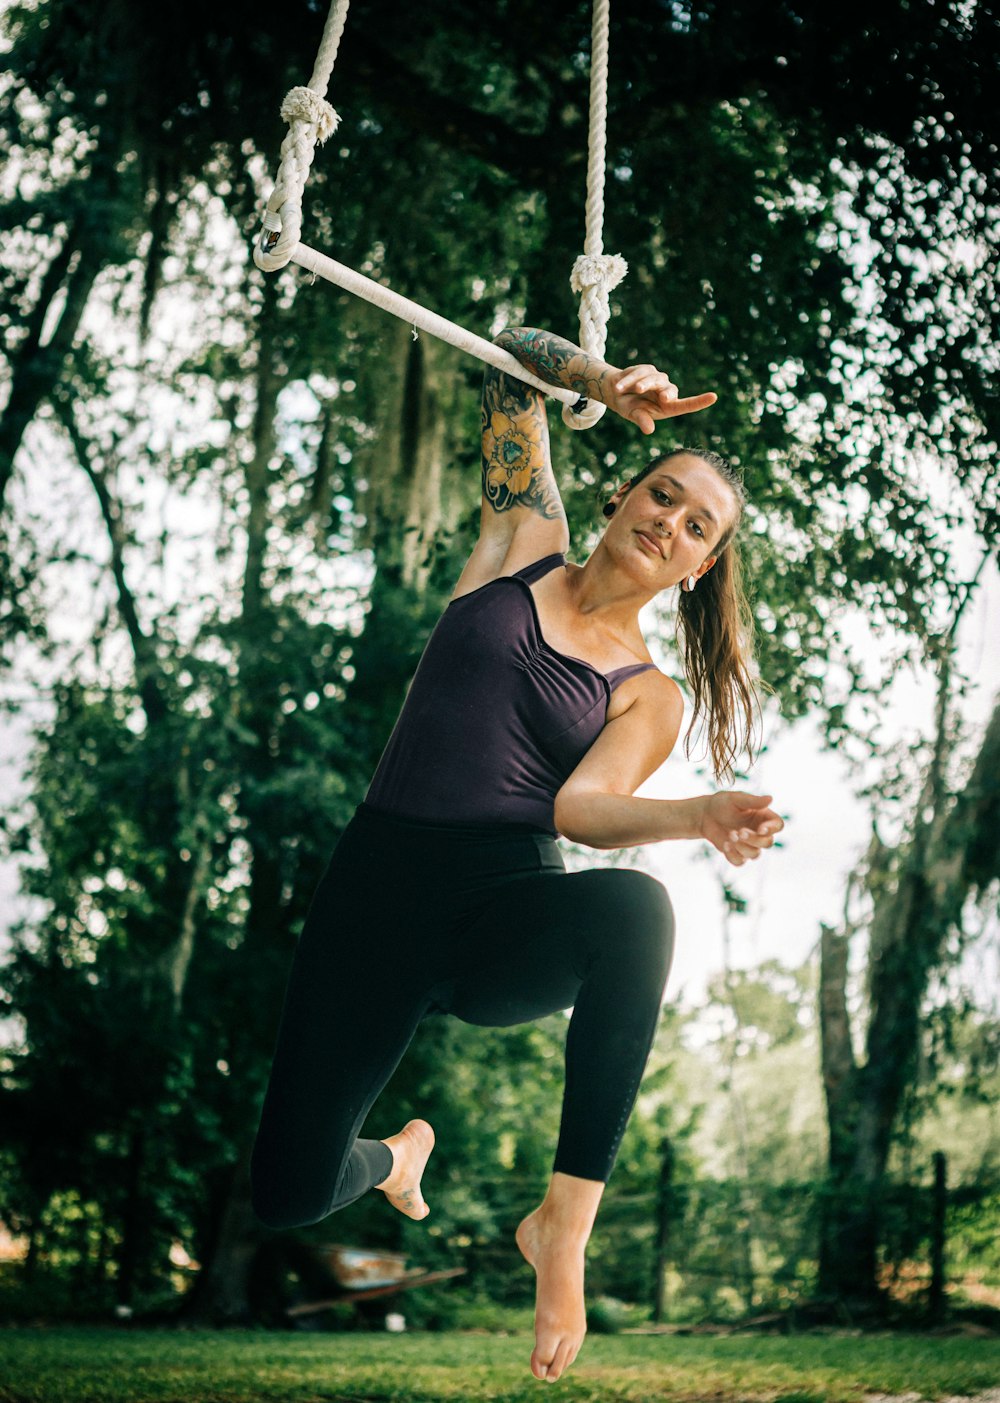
[606,663,683,725]
[625,666,683,702]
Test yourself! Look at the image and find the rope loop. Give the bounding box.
[253,0,351,273]
[563,0,626,432]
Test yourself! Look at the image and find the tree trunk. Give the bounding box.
[360,322,469,593]
[0,236,103,508]
[116,1125,147,1310]
[817,696,1000,1307]
[652,1137,674,1324]
[179,1143,267,1325]
[928,1150,946,1322]
[240,280,282,630]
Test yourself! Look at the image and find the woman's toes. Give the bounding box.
[531,1329,567,1381]
[530,1347,551,1381]
[534,1337,572,1383]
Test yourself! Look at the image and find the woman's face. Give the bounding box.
[606,454,737,591]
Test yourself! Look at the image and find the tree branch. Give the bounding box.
[50,395,168,727]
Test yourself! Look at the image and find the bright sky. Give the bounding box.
[637,549,1000,1006]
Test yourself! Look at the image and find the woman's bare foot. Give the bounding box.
[516,1200,593,1382]
[378,1119,435,1220]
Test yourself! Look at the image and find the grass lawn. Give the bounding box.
[0,1327,999,1403]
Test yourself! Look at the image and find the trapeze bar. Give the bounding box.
[290,242,583,407]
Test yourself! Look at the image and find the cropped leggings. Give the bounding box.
[250,802,675,1232]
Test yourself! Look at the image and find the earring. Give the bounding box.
[602,502,616,518]
[683,574,698,592]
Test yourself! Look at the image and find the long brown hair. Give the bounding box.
[621,449,763,784]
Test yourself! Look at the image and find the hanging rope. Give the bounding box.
[562,0,628,430]
[252,0,623,418]
[254,0,351,273]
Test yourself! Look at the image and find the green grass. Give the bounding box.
[0,1327,998,1402]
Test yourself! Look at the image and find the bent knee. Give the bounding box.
[251,1192,296,1233]
[607,868,674,930]
[251,1175,333,1233]
[583,868,675,969]
[250,1140,328,1232]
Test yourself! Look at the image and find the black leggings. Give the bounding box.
[250,802,675,1232]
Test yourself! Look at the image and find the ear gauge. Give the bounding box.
[602,503,617,518]
[682,574,698,592]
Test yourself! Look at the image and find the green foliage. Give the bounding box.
[1,0,998,1328]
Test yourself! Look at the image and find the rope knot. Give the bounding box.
[570,252,628,296]
[280,86,340,143]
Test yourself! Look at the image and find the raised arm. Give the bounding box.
[483,327,717,535]
[495,327,717,431]
[479,332,568,539]
[452,327,717,596]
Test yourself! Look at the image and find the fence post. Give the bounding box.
[929,1150,946,1322]
[653,1137,675,1324]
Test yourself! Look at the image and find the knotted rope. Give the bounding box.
[252,0,623,421]
[254,0,351,272]
[562,0,628,431]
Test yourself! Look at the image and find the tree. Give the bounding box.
[819,679,1000,1306]
[1,0,997,1322]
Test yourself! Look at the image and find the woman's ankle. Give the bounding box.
[532,1172,605,1242]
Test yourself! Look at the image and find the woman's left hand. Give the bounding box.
[698,791,784,867]
[607,364,717,435]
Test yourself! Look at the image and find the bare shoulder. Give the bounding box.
[607,666,684,728]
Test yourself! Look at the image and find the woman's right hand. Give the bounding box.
[605,364,718,435]
[697,791,783,866]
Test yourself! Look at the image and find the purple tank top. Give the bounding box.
[364,552,658,835]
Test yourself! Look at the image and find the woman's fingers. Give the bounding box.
[615,364,658,393]
[661,392,718,417]
[728,836,763,860]
[626,391,716,428]
[712,813,782,864]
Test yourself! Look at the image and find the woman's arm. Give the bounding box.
[455,328,717,597]
[553,674,783,862]
[495,327,717,434]
[480,327,716,536]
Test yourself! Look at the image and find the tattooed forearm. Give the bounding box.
[480,366,565,519]
[479,327,613,523]
[494,326,617,405]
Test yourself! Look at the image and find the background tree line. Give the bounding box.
[0,0,997,1324]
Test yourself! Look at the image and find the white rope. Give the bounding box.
[253,0,352,272]
[292,242,583,405]
[252,0,623,415]
[562,0,628,431]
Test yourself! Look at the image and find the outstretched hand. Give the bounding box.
[699,792,784,867]
[608,364,717,435]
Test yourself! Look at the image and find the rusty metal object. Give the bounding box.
[284,1243,467,1318]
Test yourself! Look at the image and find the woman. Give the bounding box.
[250,326,783,1382]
